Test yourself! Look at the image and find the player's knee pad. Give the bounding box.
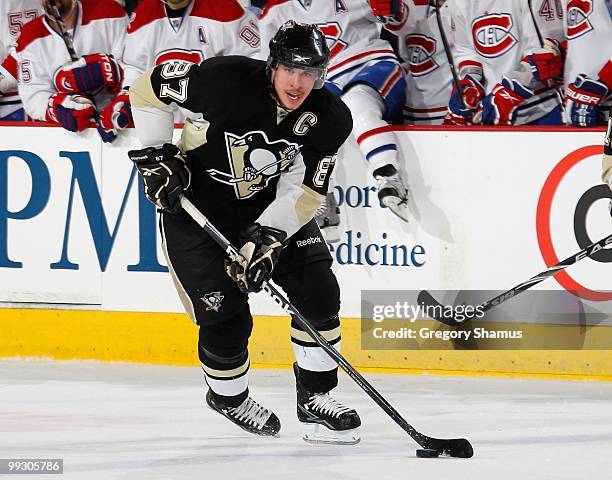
[198,304,253,365]
[284,260,340,323]
[345,61,406,122]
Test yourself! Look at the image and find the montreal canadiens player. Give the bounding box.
[122,0,260,92]
[0,0,44,121]
[16,0,130,141]
[127,22,362,443]
[388,0,454,125]
[260,0,411,236]
[445,0,565,126]
[564,0,612,127]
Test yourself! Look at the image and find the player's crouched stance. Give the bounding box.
[127,21,360,444]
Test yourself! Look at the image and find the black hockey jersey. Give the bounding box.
[137,56,353,240]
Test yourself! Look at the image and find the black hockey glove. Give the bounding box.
[226,223,287,293]
[128,143,191,214]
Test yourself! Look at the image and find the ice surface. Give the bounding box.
[1,360,611,480]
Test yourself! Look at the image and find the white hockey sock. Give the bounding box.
[342,84,401,173]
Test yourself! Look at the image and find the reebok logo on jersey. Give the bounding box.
[404,34,438,76]
[567,0,594,39]
[296,236,322,248]
[471,13,517,58]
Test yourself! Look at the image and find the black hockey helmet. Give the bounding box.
[267,20,330,89]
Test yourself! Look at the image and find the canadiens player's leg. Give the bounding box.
[273,220,361,444]
[340,61,410,222]
[160,211,280,436]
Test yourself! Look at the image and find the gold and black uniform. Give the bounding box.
[130,55,352,402]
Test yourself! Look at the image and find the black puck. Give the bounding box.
[416,448,441,458]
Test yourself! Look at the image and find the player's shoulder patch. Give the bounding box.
[259,0,293,20]
[127,0,166,34]
[15,16,49,53]
[81,0,127,26]
[190,0,246,22]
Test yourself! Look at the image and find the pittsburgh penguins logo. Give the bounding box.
[201,291,224,312]
[404,34,438,76]
[471,13,517,58]
[207,131,300,199]
[566,0,593,39]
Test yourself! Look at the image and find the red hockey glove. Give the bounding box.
[97,90,133,143]
[54,53,123,94]
[443,74,485,125]
[481,77,534,125]
[46,92,95,132]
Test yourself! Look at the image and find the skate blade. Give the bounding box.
[381,197,409,223]
[302,423,360,445]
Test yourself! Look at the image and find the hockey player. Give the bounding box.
[389,0,454,125]
[445,0,565,126]
[0,0,43,121]
[121,0,260,123]
[16,0,130,141]
[564,0,612,127]
[127,21,361,443]
[259,0,411,237]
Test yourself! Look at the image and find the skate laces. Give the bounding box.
[375,173,408,202]
[306,393,353,418]
[228,397,272,429]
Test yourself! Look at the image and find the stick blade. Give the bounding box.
[419,437,474,458]
[416,290,462,326]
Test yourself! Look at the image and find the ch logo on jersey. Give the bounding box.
[566,0,593,39]
[207,131,300,199]
[155,49,204,66]
[201,291,224,312]
[404,34,438,76]
[318,22,348,59]
[471,13,518,58]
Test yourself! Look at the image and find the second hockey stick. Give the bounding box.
[418,231,612,327]
[432,1,465,108]
[179,195,474,458]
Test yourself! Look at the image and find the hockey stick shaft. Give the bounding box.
[179,195,473,457]
[47,0,102,123]
[479,231,612,312]
[418,231,612,325]
[433,3,465,108]
[527,0,545,47]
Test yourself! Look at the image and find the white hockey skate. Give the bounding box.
[374,165,409,222]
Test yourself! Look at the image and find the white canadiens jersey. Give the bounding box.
[397,1,454,124]
[0,0,43,119]
[451,0,563,124]
[122,0,260,88]
[563,0,612,88]
[259,0,397,84]
[16,0,128,121]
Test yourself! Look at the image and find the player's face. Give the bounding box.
[272,64,318,111]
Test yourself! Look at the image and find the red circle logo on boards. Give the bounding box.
[536,145,612,301]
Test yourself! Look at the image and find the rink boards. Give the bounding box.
[0,124,610,378]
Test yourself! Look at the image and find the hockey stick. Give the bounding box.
[418,231,612,327]
[526,0,545,48]
[431,1,465,108]
[179,195,474,458]
[46,0,102,125]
